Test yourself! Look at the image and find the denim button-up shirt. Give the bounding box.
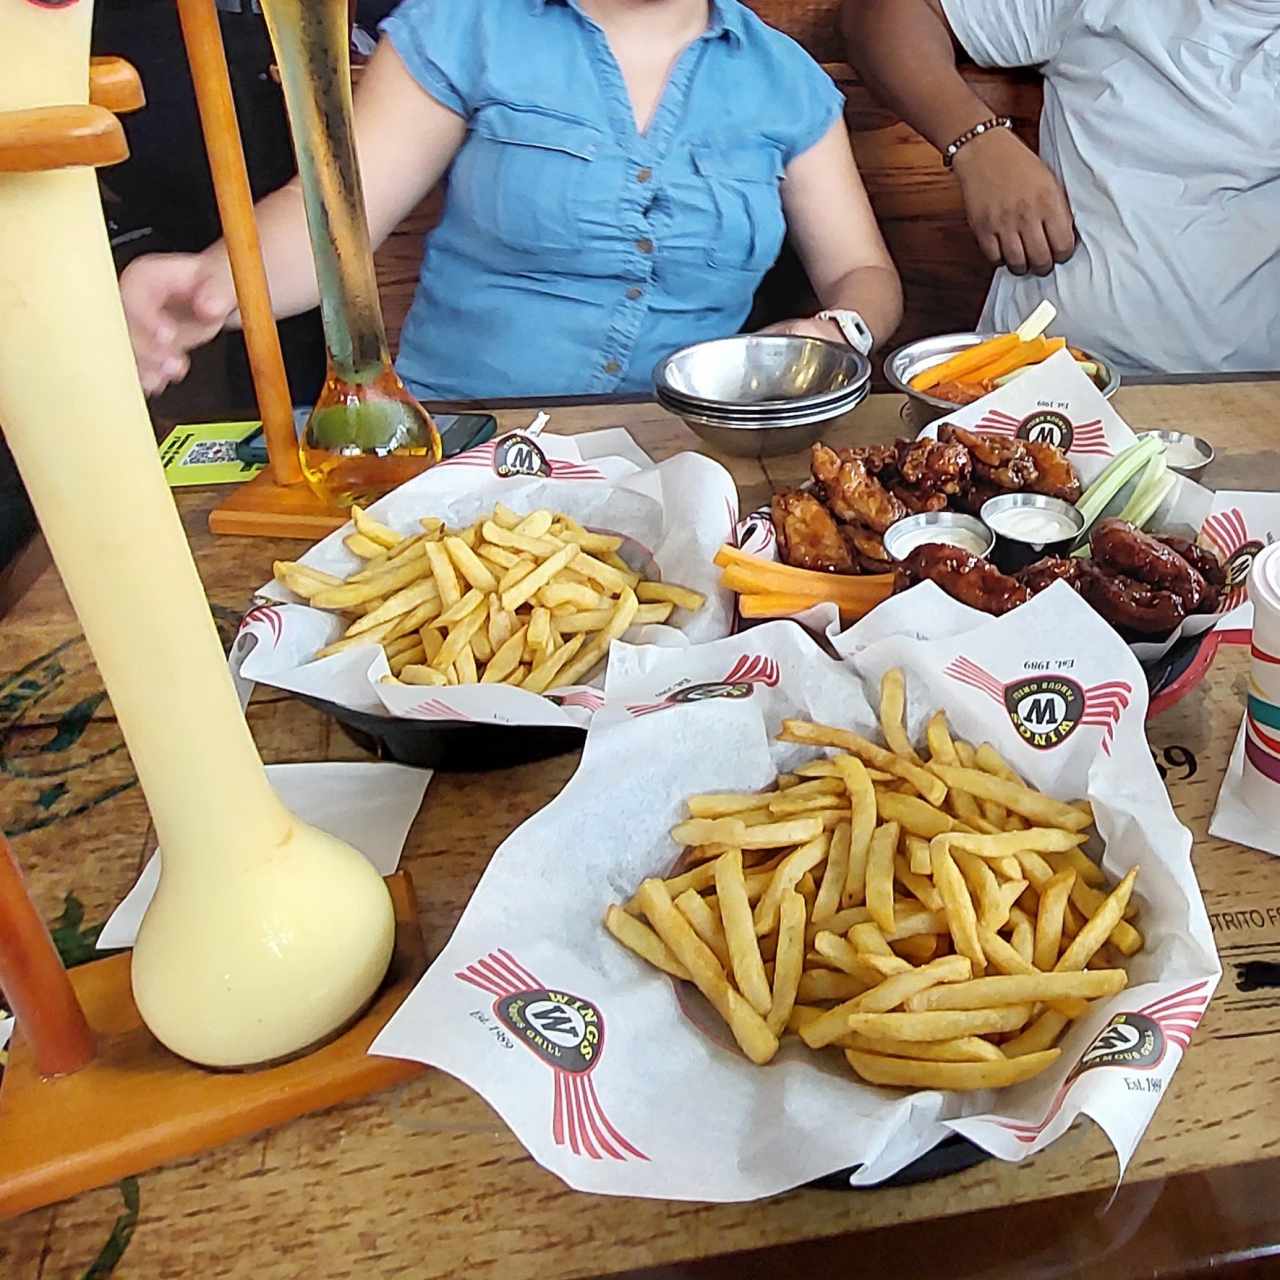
[382,0,843,400]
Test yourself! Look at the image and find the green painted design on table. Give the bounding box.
[50,892,111,969]
[81,1179,141,1280]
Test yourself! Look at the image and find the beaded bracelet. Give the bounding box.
[942,116,1013,168]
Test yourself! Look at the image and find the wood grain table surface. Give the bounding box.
[3,383,1280,1279]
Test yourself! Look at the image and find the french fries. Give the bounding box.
[273,504,703,694]
[603,669,1143,1094]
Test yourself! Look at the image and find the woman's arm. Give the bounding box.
[218,40,468,322]
[762,119,903,349]
[842,0,1074,275]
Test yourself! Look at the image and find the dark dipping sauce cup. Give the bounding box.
[980,493,1085,574]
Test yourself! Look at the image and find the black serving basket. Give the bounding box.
[298,693,585,771]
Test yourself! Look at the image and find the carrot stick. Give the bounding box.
[716,555,893,604]
[909,333,1019,392]
[738,593,826,618]
[972,336,1066,385]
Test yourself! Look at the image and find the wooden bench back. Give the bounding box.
[372,2,1043,367]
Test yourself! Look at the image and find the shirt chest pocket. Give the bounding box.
[455,104,602,253]
[691,145,786,273]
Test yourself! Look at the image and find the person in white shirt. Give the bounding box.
[843,0,1280,376]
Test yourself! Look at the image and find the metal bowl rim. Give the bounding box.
[653,335,872,410]
[884,331,1120,407]
[1136,428,1215,472]
[882,511,996,562]
[659,385,870,431]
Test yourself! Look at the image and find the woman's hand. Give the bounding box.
[756,316,848,344]
[952,129,1076,276]
[120,253,236,395]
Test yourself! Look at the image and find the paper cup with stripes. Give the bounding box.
[1249,543,1280,703]
[1242,688,1280,818]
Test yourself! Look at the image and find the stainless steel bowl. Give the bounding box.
[980,492,1085,574]
[1137,429,1215,476]
[656,383,871,458]
[885,332,1120,432]
[882,512,995,562]
[654,335,872,411]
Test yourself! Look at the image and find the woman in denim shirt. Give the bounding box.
[124,0,903,401]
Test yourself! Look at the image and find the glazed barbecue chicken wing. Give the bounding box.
[899,544,1031,614]
[1092,518,1208,612]
[810,443,906,534]
[1016,556,1084,595]
[771,491,856,574]
[890,438,972,513]
[1157,535,1225,611]
[1079,564,1186,635]
[940,425,1038,491]
[1024,439,1082,503]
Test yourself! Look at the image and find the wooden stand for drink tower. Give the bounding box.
[0,75,425,1219]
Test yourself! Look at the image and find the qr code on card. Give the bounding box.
[182,440,240,466]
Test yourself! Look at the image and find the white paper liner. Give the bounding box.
[235,430,738,729]
[97,761,430,950]
[371,584,1219,1200]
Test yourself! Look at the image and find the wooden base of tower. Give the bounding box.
[0,871,426,1220]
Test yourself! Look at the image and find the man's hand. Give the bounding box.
[952,128,1076,276]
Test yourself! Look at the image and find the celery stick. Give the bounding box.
[1119,463,1176,530]
[1074,436,1160,536]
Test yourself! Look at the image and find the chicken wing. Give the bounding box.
[810,443,906,534]
[1024,439,1082,503]
[1079,563,1186,635]
[940,425,1038,491]
[1016,556,1084,596]
[1092,518,1208,612]
[1157,535,1225,611]
[898,545,1031,615]
[772,491,856,574]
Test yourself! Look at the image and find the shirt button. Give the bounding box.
[636,166,653,183]
[626,286,643,300]
[603,359,621,375]
[635,237,654,254]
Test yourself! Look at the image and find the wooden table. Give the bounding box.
[3,383,1280,1279]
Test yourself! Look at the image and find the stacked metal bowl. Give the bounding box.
[653,335,872,457]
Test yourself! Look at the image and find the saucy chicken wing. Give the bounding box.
[810,443,906,534]
[1016,556,1084,595]
[940,425,1038,491]
[1079,562,1186,635]
[1092,518,1208,612]
[899,544,1031,614]
[772,491,856,574]
[1024,439,1083,503]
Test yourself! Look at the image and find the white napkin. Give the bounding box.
[97,761,429,950]
[1209,720,1280,855]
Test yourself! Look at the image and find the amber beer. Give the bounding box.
[260,0,441,507]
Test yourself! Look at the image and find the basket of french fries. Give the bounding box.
[370,583,1218,1199]
[233,428,738,768]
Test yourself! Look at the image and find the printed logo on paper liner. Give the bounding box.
[455,949,647,1162]
[945,657,1131,754]
[435,433,605,480]
[734,505,776,557]
[28,0,81,8]
[1201,507,1265,614]
[995,982,1211,1145]
[969,408,1112,458]
[238,603,285,649]
[625,654,780,718]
